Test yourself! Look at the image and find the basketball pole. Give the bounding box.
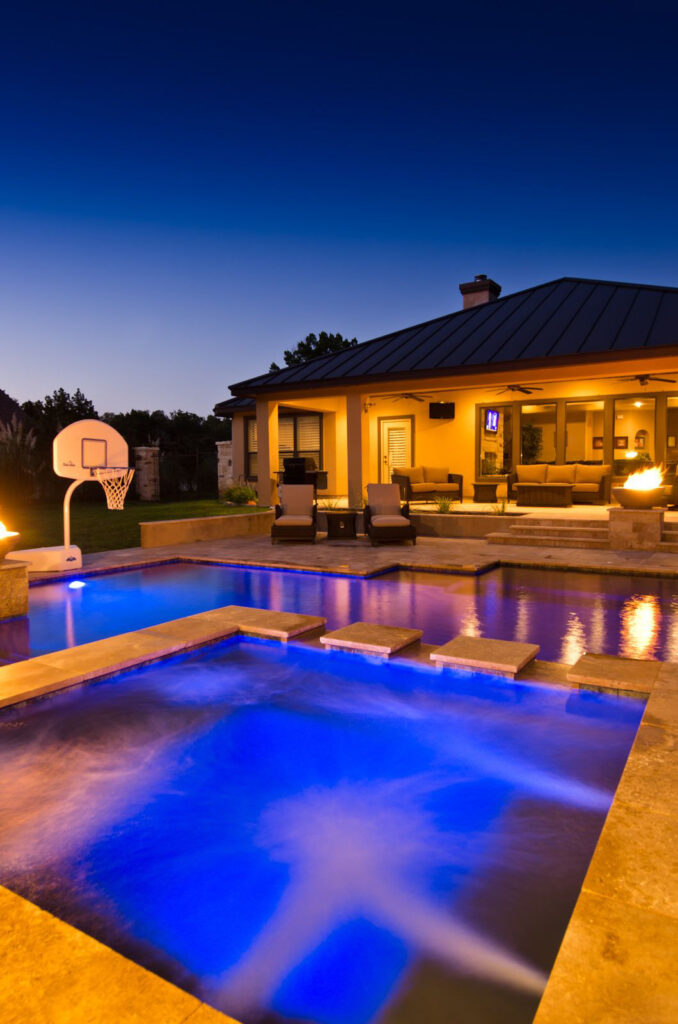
[62,479,84,550]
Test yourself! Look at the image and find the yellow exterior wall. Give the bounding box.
[226,352,678,500]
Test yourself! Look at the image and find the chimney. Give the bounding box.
[459,273,502,310]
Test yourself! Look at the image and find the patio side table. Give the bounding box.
[472,481,499,503]
[324,510,358,539]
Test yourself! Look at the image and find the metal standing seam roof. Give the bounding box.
[224,277,678,400]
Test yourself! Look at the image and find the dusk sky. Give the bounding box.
[2,1,677,415]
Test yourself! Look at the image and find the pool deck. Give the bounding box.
[25,527,678,583]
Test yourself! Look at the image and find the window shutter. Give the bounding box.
[387,426,407,468]
[278,417,295,453]
[296,416,320,452]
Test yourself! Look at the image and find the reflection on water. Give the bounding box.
[0,639,642,1024]
[560,612,586,665]
[4,563,678,666]
[620,595,660,659]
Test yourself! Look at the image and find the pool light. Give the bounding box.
[68,580,86,590]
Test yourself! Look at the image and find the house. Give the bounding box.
[215,275,678,505]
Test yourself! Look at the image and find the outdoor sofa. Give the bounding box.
[391,466,463,503]
[271,484,317,543]
[364,483,417,545]
[510,463,612,506]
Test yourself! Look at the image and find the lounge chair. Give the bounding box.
[364,483,417,546]
[271,484,317,543]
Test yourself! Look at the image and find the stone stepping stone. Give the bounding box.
[319,622,423,657]
[430,635,539,678]
[567,653,661,694]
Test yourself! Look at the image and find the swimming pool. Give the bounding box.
[3,560,678,665]
[0,637,642,1024]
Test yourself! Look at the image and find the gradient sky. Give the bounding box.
[2,1,677,415]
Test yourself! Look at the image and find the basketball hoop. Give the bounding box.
[94,467,135,510]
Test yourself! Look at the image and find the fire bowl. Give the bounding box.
[612,486,665,510]
[0,533,20,561]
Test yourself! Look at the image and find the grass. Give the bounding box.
[0,499,267,554]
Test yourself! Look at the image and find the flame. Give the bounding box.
[623,466,664,491]
[0,520,18,539]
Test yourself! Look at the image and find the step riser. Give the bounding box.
[508,528,609,539]
[487,533,610,549]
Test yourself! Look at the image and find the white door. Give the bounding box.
[380,419,412,483]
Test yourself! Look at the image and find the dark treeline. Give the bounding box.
[0,388,230,504]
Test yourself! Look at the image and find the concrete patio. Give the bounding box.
[31,527,678,583]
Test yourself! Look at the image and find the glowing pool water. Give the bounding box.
[0,638,643,1024]
[4,561,678,666]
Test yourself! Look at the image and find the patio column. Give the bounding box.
[255,398,279,506]
[346,392,364,508]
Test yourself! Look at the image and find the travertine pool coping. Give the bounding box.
[319,621,423,656]
[533,658,678,1023]
[430,635,539,677]
[0,605,326,710]
[1,609,677,1023]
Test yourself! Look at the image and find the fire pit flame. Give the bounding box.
[623,466,664,491]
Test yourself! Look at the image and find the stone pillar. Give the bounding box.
[255,399,279,506]
[134,446,160,501]
[609,508,665,550]
[0,560,29,620]
[346,393,364,509]
[216,440,234,496]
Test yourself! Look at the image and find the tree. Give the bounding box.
[21,388,99,497]
[269,331,358,372]
[23,388,98,446]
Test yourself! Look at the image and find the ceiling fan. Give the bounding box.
[495,384,544,395]
[388,392,434,402]
[617,373,677,385]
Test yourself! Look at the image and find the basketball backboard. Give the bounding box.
[53,419,130,480]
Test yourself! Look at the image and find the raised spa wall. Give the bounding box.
[0,560,29,621]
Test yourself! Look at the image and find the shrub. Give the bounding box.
[435,495,454,514]
[222,484,258,505]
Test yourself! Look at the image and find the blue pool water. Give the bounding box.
[3,560,678,664]
[0,638,642,1023]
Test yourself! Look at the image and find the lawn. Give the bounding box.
[1,500,266,554]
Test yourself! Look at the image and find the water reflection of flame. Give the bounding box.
[620,595,660,659]
[560,613,586,665]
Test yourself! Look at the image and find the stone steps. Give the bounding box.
[486,531,610,549]
[508,524,609,539]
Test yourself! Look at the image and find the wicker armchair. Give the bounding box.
[271,484,317,543]
[364,484,417,546]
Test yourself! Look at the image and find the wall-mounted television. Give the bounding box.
[485,408,500,433]
[429,402,455,420]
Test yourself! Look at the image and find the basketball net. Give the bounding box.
[94,467,135,510]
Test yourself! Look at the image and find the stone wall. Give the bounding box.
[0,561,28,620]
[216,440,234,496]
[133,446,160,501]
[140,509,273,547]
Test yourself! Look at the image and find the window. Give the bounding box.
[565,400,605,463]
[613,397,655,476]
[245,413,322,479]
[520,403,556,464]
[479,405,512,474]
